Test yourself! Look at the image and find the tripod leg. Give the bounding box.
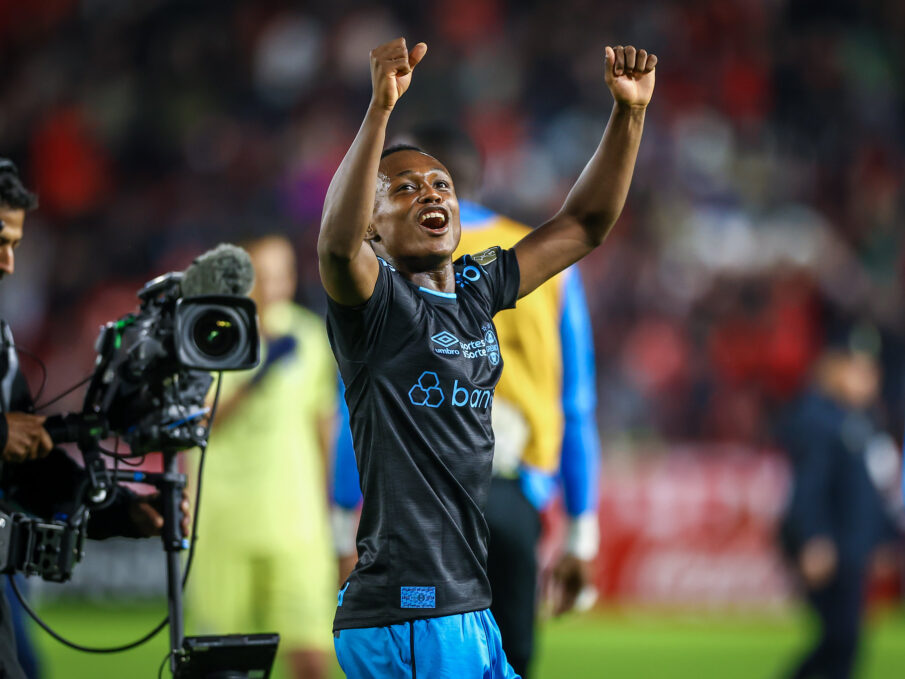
[160,452,187,674]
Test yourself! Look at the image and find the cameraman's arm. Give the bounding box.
[1,369,53,462]
[5,449,187,539]
[2,447,138,537]
[1,348,180,539]
[1,367,83,518]
[92,487,190,539]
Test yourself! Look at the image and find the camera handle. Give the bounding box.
[112,449,187,675]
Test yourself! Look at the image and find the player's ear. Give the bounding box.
[365,225,381,243]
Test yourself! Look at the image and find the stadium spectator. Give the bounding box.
[1,1,903,451]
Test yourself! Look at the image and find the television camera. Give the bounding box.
[1,244,279,677]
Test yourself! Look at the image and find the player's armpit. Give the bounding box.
[318,240,380,306]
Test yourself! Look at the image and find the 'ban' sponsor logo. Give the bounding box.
[408,371,493,410]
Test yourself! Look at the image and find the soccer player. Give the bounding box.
[319,38,656,677]
[332,121,602,679]
[187,235,338,679]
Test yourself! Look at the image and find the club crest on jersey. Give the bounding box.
[483,323,500,366]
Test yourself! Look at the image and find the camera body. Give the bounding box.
[84,272,259,454]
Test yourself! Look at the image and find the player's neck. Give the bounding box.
[395,257,456,295]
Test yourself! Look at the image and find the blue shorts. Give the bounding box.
[333,609,521,679]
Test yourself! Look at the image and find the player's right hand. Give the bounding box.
[799,536,837,590]
[2,412,53,463]
[549,553,595,616]
[370,38,427,112]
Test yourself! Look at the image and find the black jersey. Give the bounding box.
[327,247,520,630]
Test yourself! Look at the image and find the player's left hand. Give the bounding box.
[549,553,595,616]
[129,489,192,538]
[605,45,657,108]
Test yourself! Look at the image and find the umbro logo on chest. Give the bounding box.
[430,325,500,366]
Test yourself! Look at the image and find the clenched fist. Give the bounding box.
[548,553,594,616]
[605,45,657,108]
[369,38,427,112]
[2,412,53,463]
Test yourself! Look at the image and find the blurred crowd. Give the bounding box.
[0,0,903,446]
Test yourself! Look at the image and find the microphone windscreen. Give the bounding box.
[181,243,255,297]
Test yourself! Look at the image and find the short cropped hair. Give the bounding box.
[380,143,430,160]
[0,159,38,211]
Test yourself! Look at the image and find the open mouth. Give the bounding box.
[418,208,449,232]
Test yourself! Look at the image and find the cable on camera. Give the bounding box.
[10,344,48,405]
[34,371,94,411]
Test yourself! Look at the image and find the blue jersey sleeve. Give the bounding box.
[332,379,363,509]
[559,266,601,518]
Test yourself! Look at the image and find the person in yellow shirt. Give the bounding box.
[187,235,337,679]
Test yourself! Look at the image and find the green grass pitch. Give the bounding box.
[26,601,905,678]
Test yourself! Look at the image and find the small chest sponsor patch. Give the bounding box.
[471,248,498,265]
[400,586,436,609]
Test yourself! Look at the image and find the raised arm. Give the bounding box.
[514,45,657,297]
[317,38,427,306]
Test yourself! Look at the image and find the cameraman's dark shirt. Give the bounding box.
[0,325,139,540]
[327,247,520,630]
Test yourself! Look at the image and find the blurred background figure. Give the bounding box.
[777,319,902,679]
[186,235,337,679]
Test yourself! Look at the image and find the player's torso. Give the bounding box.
[355,259,504,477]
[331,256,513,627]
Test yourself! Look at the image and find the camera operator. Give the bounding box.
[0,158,189,679]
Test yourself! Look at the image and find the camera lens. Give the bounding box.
[175,297,259,371]
[191,309,240,359]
